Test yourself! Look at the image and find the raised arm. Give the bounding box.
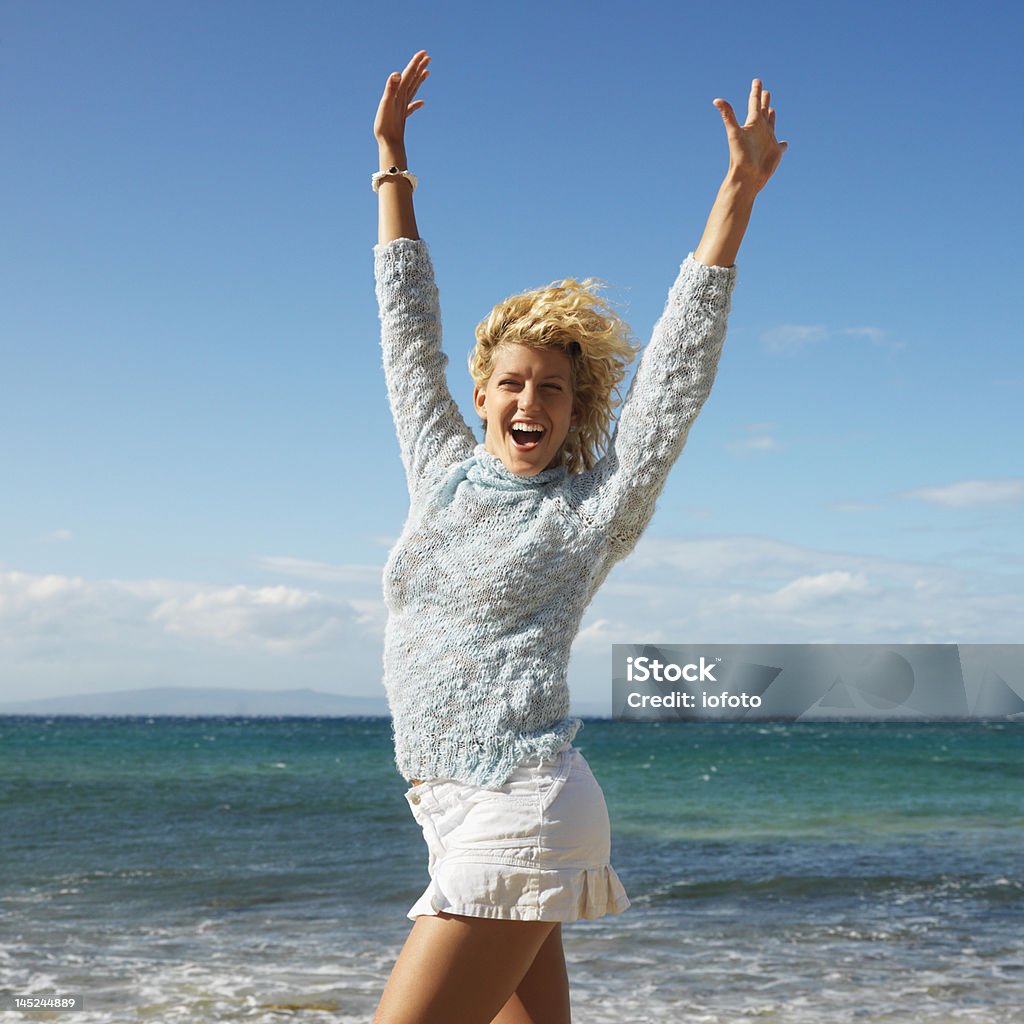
[373,49,431,245]
[572,78,788,561]
[372,51,476,496]
[694,78,789,267]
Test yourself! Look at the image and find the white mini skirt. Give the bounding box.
[403,741,631,922]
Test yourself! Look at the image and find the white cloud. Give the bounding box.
[149,584,353,654]
[839,326,903,350]
[731,570,874,613]
[900,479,1024,508]
[347,597,389,637]
[829,500,885,512]
[760,323,900,354]
[625,535,812,584]
[680,506,716,521]
[725,423,781,456]
[38,529,72,543]
[574,617,615,654]
[0,570,89,620]
[760,324,828,353]
[253,555,382,585]
[587,533,1024,646]
[0,568,377,660]
[726,433,779,455]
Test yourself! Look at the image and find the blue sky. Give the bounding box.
[2,0,1021,708]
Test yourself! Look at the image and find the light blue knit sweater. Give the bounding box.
[374,237,737,789]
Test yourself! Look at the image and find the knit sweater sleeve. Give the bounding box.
[571,252,737,563]
[373,237,476,496]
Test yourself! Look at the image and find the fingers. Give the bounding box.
[742,77,781,135]
[397,49,428,92]
[762,88,777,136]
[407,50,430,87]
[384,50,430,120]
[388,50,430,96]
[713,98,739,133]
[746,78,762,126]
[405,61,429,114]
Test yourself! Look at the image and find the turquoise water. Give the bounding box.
[1,717,1021,1022]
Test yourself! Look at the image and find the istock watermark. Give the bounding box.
[612,644,1024,721]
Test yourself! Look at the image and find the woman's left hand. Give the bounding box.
[712,79,788,193]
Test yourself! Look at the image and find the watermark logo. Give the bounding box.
[612,644,1024,721]
[626,655,718,684]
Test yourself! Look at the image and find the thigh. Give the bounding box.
[372,911,557,1024]
[491,923,570,1024]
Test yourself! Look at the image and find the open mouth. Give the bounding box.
[509,424,545,450]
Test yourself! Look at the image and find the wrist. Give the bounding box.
[719,170,761,202]
[377,140,408,170]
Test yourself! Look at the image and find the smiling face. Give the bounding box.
[473,342,579,476]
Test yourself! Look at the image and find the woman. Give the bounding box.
[371,49,786,1024]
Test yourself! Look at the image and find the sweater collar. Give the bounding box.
[466,443,568,490]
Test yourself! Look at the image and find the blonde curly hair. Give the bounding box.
[468,275,641,474]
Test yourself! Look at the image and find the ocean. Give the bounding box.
[1,716,1021,1023]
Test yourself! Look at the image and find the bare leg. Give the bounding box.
[372,911,558,1024]
[490,923,571,1024]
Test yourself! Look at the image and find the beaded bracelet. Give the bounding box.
[372,166,418,193]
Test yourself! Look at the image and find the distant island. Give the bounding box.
[0,686,610,718]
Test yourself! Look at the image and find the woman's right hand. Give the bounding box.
[374,49,431,149]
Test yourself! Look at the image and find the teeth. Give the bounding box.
[511,423,544,433]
